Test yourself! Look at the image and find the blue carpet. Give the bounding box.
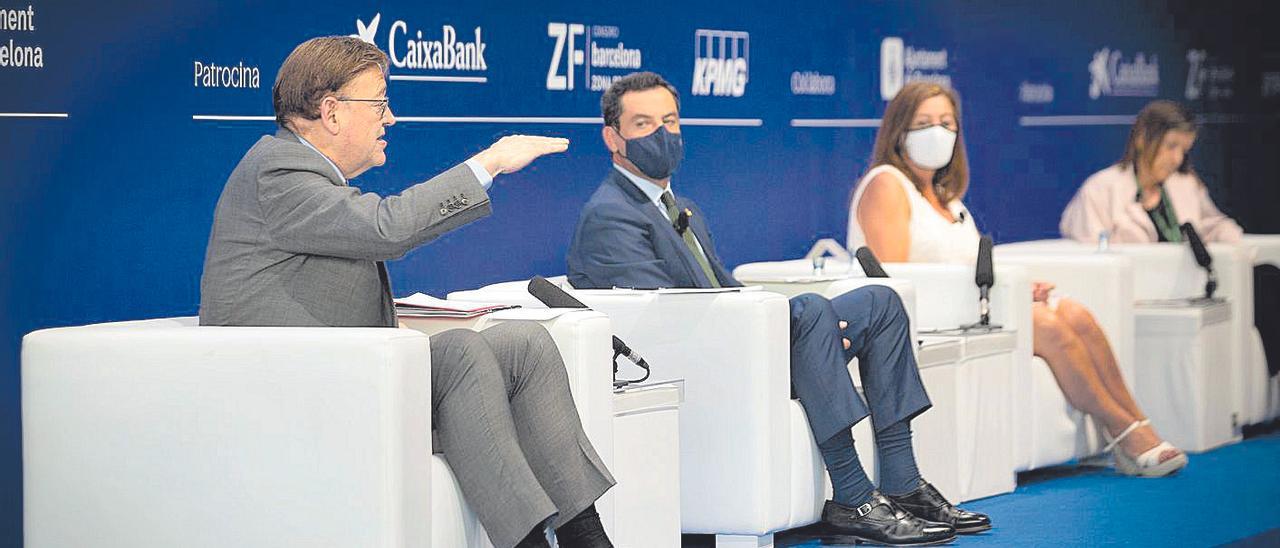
[754,433,1280,547]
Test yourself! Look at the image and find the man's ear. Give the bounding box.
[318,96,342,135]
[602,125,623,155]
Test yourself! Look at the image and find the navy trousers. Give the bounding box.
[788,286,931,443]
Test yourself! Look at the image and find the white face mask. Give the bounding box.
[903,125,957,170]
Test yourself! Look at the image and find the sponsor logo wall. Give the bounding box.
[691,29,749,97]
[1089,47,1161,99]
[0,3,1274,544]
[0,4,41,68]
[546,22,643,92]
[878,36,952,101]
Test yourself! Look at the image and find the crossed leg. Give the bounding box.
[1031,299,1179,463]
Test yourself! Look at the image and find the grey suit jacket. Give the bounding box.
[199,128,491,327]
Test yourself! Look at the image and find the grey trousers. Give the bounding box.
[430,322,615,548]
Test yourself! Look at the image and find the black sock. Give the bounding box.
[554,504,612,548]
[514,522,551,548]
[818,428,876,507]
[877,419,923,496]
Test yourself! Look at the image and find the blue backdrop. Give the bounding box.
[2,1,1277,542]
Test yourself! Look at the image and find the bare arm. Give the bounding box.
[856,172,912,262]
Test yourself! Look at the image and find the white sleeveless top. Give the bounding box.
[847,165,981,265]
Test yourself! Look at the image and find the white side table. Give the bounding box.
[1134,301,1238,452]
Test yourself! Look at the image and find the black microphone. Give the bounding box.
[675,208,692,235]
[855,246,890,278]
[527,276,651,385]
[975,235,995,326]
[528,275,588,309]
[1180,222,1218,300]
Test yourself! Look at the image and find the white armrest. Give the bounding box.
[1242,234,1280,268]
[399,309,617,546]
[398,310,615,470]
[733,258,919,345]
[22,318,432,548]
[451,284,795,535]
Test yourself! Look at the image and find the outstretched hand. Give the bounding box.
[471,135,570,177]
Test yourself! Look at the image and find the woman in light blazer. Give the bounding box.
[1060,101,1242,244]
[1062,101,1277,379]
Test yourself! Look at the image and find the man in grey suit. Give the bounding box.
[200,36,613,548]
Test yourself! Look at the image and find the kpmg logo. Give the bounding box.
[1088,48,1158,99]
[691,29,749,97]
[1185,49,1234,101]
[880,37,950,100]
[352,13,488,72]
[545,22,643,92]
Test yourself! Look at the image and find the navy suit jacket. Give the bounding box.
[567,169,742,289]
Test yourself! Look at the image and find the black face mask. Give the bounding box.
[618,125,684,180]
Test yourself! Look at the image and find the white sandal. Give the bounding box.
[1103,420,1188,478]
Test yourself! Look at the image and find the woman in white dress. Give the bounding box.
[848,82,1187,477]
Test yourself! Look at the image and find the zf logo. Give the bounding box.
[692,29,749,97]
[546,22,585,91]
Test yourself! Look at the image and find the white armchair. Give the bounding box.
[729,264,966,496]
[733,260,1022,500]
[21,311,615,548]
[735,256,1127,473]
[450,281,810,548]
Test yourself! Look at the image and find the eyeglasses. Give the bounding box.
[337,96,390,118]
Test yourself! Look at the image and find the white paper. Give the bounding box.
[487,308,580,321]
[395,292,514,312]
[652,286,762,294]
[736,274,852,283]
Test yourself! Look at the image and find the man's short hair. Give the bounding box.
[272,36,388,128]
[600,72,680,128]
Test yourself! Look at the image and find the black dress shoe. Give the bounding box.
[887,481,991,534]
[816,491,956,546]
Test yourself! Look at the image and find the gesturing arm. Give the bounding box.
[258,134,570,261]
[258,158,492,261]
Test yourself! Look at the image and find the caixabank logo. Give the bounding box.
[1088,47,1158,99]
[691,29,749,97]
[545,22,643,92]
[353,13,488,79]
[880,37,950,100]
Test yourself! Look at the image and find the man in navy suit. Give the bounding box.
[567,72,990,545]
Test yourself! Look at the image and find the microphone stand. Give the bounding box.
[959,235,1001,333]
